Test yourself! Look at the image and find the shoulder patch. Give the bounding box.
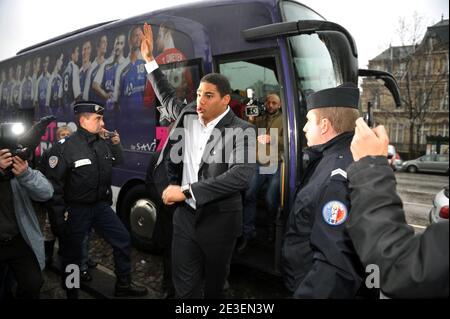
[331,168,347,179]
[322,200,348,226]
[49,156,59,168]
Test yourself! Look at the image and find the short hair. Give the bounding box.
[200,73,231,98]
[128,25,141,42]
[266,93,280,101]
[315,107,360,135]
[76,112,93,123]
[56,126,72,139]
[97,35,107,48]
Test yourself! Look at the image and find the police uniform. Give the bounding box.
[45,101,147,298]
[282,84,371,298]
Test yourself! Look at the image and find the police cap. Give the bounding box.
[306,83,359,111]
[73,101,105,115]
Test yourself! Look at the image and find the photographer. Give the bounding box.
[0,148,54,299]
[347,118,449,298]
[239,93,283,251]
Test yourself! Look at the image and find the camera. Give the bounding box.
[244,88,266,117]
[103,130,116,139]
[245,99,266,117]
[0,123,30,176]
[0,123,28,159]
[0,116,56,169]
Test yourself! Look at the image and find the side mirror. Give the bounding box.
[358,69,402,108]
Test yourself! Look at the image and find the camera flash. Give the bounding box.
[11,123,25,136]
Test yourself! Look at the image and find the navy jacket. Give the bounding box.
[45,128,123,232]
[282,132,366,298]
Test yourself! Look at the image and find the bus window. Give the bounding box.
[281,1,357,97]
[282,1,324,21]
[219,57,280,119]
[290,33,343,93]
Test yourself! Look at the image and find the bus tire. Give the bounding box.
[119,184,163,255]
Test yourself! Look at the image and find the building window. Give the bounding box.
[390,122,405,144]
[398,62,406,76]
[441,83,449,111]
[419,125,430,145]
[422,91,427,105]
[373,92,380,110]
[446,53,449,75]
[425,59,431,76]
[437,124,449,137]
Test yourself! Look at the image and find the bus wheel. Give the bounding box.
[119,184,162,255]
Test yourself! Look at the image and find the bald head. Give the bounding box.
[266,93,281,114]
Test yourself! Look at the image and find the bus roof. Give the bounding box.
[8,0,324,60]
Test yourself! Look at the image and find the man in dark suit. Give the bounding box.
[141,22,256,299]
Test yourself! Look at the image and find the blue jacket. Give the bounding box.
[10,167,54,270]
[282,132,366,298]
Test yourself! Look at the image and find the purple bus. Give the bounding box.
[0,0,400,275]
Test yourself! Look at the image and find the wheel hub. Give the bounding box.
[129,199,157,239]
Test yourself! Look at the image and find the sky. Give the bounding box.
[0,0,448,68]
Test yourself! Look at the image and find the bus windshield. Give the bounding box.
[281,1,356,94]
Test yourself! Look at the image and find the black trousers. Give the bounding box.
[172,204,237,299]
[59,202,131,297]
[0,235,43,299]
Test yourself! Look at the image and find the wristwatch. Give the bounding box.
[181,184,192,199]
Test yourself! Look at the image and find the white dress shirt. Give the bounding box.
[181,107,230,209]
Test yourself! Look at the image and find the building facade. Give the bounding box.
[360,19,449,158]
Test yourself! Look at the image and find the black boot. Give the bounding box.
[114,275,148,297]
[44,240,55,268]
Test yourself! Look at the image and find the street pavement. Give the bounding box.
[395,171,448,232]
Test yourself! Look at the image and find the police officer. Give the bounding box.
[45,101,147,299]
[282,83,372,298]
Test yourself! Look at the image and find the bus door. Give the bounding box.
[237,1,400,273]
[216,49,288,275]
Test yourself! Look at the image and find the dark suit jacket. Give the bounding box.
[147,68,256,240]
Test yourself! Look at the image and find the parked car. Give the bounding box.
[387,145,396,169]
[401,154,449,174]
[429,185,449,223]
[393,152,403,170]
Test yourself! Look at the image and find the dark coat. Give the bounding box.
[147,68,256,241]
[44,127,123,233]
[282,132,366,298]
[347,156,449,298]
